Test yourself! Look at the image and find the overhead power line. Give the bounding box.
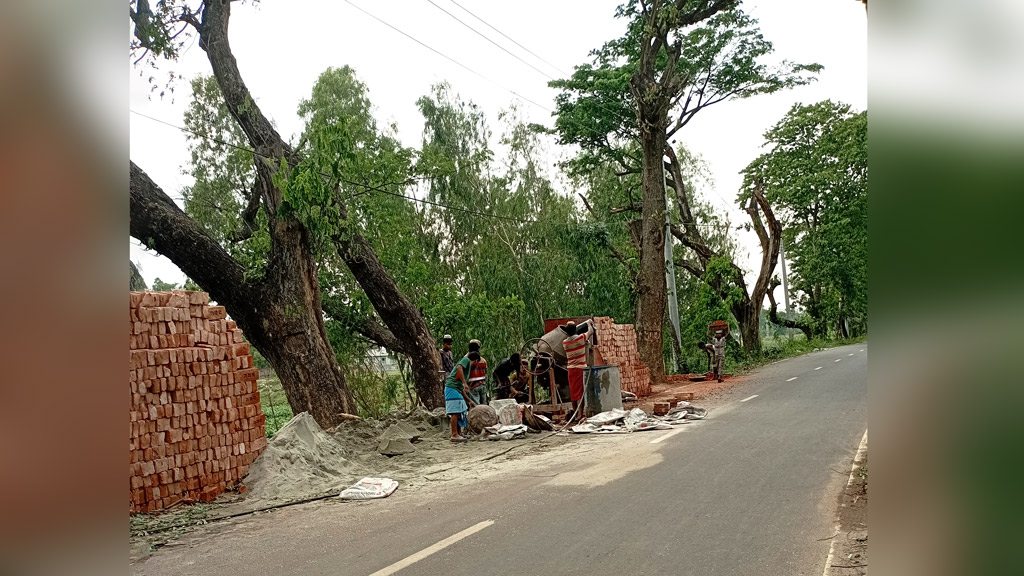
[445,0,570,78]
[342,0,552,114]
[424,0,558,81]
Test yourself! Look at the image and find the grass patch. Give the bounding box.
[733,334,868,374]
[257,372,293,437]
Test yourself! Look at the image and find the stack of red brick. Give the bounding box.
[591,316,652,396]
[129,290,267,514]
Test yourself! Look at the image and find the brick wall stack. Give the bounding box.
[129,290,267,514]
[592,316,652,396]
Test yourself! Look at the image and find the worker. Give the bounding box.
[445,350,480,442]
[439,334,455,384]
[492,353,522,401]
[711,330,727,383]
[562,321,587,417]
[465,339,489,405]
[509,359,531,403]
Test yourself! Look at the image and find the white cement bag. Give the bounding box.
[338,477,399,500]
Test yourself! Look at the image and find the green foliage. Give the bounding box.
[676,257,742,370]
[151,277,179,291]
[130,261,148,291]
[257,373,293,437]
[413,87,635,349]
[181,75,271,277]
[742,100,868,337]
[344,363,407,420]
[420,285,526,359]
[549,2,821,179]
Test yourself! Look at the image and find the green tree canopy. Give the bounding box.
[742,100,868,338]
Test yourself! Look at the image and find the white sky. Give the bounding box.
[129,0,866,306]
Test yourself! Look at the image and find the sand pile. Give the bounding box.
[242,412,365,502]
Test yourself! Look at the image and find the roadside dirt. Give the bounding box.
[827,451,868,575]
[129,377,741,565]
[633,373,746,414]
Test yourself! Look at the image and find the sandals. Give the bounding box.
[449,435,468,443]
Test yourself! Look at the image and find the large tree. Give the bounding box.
[743,100,868,339]
[551,0,820,364]
[129,0,443,427]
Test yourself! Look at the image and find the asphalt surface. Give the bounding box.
[133,343,867,576]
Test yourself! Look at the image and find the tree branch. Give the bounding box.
[196,0,293,213]
[322,296,408,354]
[746,180,782,311]
[226,180,261,242]
[766,279,813,339]
[578,193,637,280]
[675,257,705,279]
[130,160,250,305]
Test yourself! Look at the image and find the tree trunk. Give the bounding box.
[630,7,672,383]
[634,124,668,381]
[767,285,815,340]
[130,162,357,428]
[735,301,761,357]
[337,233,444,409]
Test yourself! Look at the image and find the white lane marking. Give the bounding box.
[821,430,868,576]
[848,353,854,356]
[740,394,759,403]
[650,426,690,444]
[368,520,495,576]
[834,359,842,363]
[786,377,798,382]
[859,349,864,352]
[814,367,823,371]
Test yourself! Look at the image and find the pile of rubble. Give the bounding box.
[569,401,707,434]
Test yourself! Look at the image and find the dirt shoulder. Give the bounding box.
[825,441,868,575]
[129,373,751,564]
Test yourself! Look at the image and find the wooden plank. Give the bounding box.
[531,402,573,413]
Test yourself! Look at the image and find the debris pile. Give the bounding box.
[569,403,707,434]
[129,290,266,514]
[377,422,421,456]
[592,317,652,396]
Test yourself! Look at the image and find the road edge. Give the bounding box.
[822,429,869,576]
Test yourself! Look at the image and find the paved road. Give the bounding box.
[134,344,867,576]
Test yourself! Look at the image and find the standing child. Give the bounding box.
[465,339,489,405]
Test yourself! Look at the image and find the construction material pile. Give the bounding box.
[592,317,652,396]
[129,290,267,514]
[243,412,362,501]
[569,402,707,434]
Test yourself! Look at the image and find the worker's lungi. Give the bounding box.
[568,367,584,402]
[444,387,468,428]
[563,333,587,402]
